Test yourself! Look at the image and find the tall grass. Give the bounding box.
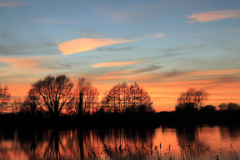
[85,143,239,160]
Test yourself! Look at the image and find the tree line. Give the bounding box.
[0,75,154,118]
[175,87,240,113]
[1,75,239,119]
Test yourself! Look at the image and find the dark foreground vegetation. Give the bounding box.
[0,75,240,130]
[1,107,240,130]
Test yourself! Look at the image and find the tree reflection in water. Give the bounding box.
[0,128,155,160]
[219,126,240,141]
[0,126,239,159]
[176,127,210,159]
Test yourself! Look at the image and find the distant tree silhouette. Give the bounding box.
[75,77,99,117]
[228,103,240,111]
[199,105,216,113]
[29,75,74,118]
[0,84,11,113]
[218,103,240,111]
[175,88,208,112]
[218,103,228,111]
[21,89,42,115]
[11,98,22,114]
[100,90,111,112]
[101,82,153,113]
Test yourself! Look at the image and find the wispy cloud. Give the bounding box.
[228,29,240,32]
[30,19,81,24]
[106,66,162,76]
[0,57,41,69]
[188,9,240,23]
[0,56,70,72]
[148,33,164,38]
[0,2,25,7]
[193,41,201,46]
[97,46,134,52]
[91,60,146,68]
[58,38,139,55]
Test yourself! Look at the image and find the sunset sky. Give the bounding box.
[0,0,240,111]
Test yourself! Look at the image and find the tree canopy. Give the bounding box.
[175,88,208,112]
[0,84,11,113]
[30,75,74,117]
[101,82,153,113]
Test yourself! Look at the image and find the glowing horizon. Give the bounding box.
[0,0,239,112]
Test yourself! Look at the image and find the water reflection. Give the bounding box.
[176,127,209,159]
[219,126,240,141]
[0,126,239,159]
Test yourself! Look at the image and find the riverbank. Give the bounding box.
[1,110,240,130]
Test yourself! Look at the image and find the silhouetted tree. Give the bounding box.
[75,78,88,117]
[75,78,99,116]
[0,84,11,113]
[21,89,42,115]
[11,98,22,114]
[30,75,74,118]
[175,88,208,112]
[218,103,228,111]
[101,82,153,113]
[219,102,240,111]
[227,103,240,111]
[199,105,216,113]
[100,91,111,112]
[130,82,141,108]
[107,85,119,112]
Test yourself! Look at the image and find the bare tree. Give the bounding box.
[107,85,118,112]
[21,89,42,115]
[75,78,88,117]
[30,75,74,118]
[11,98,22,114]
[101,82,153,113]
[176,88,208,112]
[75,77,99,116]
[0,84,11,113]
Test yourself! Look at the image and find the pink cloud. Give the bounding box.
[0,57,41,68]
[58,38,139,55]
[148,33,164,38]
[188,10,240,23]
[0,56,54,75]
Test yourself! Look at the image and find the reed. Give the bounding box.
[95,143,239,160]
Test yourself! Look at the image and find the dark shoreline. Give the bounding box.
[1,110,240,131]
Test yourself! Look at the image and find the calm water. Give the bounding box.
[0,125,240,160]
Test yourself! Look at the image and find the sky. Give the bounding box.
[0,0,240,111]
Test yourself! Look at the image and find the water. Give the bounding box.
[0,125,240,160]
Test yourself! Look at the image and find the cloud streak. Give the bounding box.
[0,57,41,69]
[91,60,146,68]
[188,9,240,23]
[148,33,164,38]
[58,38,139,55]
[106,66,162,76]
[30,19,81,24]
[0,2,25,7]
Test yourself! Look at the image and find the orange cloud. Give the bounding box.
[148,33,164,38]
[188,9,240,23]
[91,60,145,68]
[0,57,41,69]
[0,56,54,75]
[58,38,139,55]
